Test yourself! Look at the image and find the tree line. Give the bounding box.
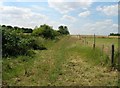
[32,24,69,39]
[1,24,70,57]
[109,33,120,36]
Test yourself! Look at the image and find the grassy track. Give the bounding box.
[3,36,118,86]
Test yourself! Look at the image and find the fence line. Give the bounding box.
[76,34,118,68]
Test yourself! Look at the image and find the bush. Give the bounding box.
[2,26,46,57]
[32,24,58,39]
[27,37,47,50]
[2,28,23,56]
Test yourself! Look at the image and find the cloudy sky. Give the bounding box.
[0,0,119,35]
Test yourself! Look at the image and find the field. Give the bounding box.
[2,35,119,86]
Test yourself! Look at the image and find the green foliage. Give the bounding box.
[1,25,46,57]
[54,30,61,36]
[2,28,23,56]
[2,25,33,33]
[27,37,46,50]
[1,24,70,57]
[58,25,70,35]
[32,24,56,39]
[32,24,70,39]
[109,33,120,36]
[21,28,33,33]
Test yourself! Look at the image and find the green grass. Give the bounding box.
[2,36,118,86]
[68,44,110,66]
[2,55,35,85]
[78,36,119,68]
[85,37,118,50]
[49,36,70,82]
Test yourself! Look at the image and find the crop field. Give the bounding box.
[2,35,119,86]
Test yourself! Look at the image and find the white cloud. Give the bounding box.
[0,5,71,30]
[96,4,118,16]
[48,0,74,14]
[0,6,48,28]
[78,10,90,17]
[61,15,77,22]
[79,19,118,35]
[76,0,93,7]
[48,0,93,14]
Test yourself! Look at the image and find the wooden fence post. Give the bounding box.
[93,34,96,49]
[111,44,114,67]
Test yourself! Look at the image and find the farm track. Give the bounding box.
[3,36,118,86]
[31,36,118,86]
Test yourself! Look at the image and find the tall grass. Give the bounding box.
[48,36,68,82]
[114,50,119,69]
[2,55,35,85]
[68,43,110,66]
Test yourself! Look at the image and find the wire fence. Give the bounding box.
[72,34,119,69]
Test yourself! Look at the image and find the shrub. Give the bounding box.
[2,28,22,56]
[27,37,47,50]
[2,26,46,57]
[32,24,58,39]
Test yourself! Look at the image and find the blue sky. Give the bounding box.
[0,0,118,35]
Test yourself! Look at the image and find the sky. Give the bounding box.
[0,0,119,35]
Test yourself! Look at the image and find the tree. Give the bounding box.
[109,33,120,36]
[58,25,70,35]
[2,25,6,28]
[32,24,56,39]
[14,26,19,30]
[58,26,64,30]
[7,25,13,29]
[22,28,33,33]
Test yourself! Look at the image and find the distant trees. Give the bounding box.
[58,25,70,35]
[32,24,70,39]
[109,33,120,36]
[1,25,33,33]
